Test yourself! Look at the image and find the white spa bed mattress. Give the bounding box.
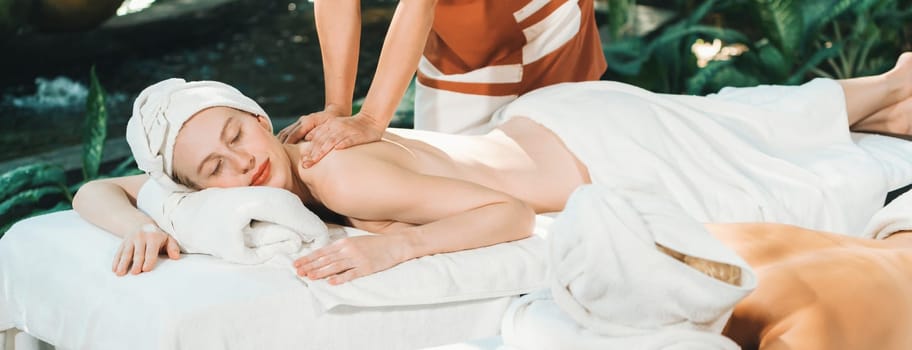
[0,211,514,350]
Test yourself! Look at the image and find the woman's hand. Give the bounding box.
[112,224,181,276]
[277,109,385,168]
[293,234,413,285]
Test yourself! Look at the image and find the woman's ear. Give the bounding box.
[254,114,273,132]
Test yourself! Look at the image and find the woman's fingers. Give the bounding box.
[295,253,340,277]
[142,239,161,272]
[328,269,360,286]
[112,243,124,272]
[166,237,181,260]
[116,241,135,276]
[310,259,356,280]
[130,239,147,275]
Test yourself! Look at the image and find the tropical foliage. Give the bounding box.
[601,0,912,95]
[0,67,140,237]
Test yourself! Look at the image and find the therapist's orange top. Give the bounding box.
[418,0,607,97]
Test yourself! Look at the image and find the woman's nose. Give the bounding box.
[230,151,255,174]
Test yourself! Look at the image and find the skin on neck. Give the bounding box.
[281,142,319,206]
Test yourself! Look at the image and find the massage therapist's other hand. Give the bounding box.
[293,234,411,285]
[112,224,181,276]
[277,108,385,168]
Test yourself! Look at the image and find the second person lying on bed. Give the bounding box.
[74,52,912,284]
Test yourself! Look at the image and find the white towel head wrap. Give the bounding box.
[126,78,270,191]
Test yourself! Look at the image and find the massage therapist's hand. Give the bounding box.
[112,223,181,276]
[277,109,385,168]
[293,234,411,285]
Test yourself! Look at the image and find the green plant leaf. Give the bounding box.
[803,0,860,35]
[109,155,142,177]
[686,60,736,95]
[606,0,634,40]
[755,42,789,80]
[0,186,65,218]
[752,0,803,59]
[787,42,844,84]
[684,0,718,26]
[83,66,108,181]
[603,37,647,75]
[0,163,66,202]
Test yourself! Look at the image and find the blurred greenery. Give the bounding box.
[600,0,912,94]
[0,67,141,237]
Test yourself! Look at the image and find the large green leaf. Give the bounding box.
[603,37,648,76]
[109,155,143,177]
[0,186,65,218]
[83,66,108,181]
[0,163,66,202]
[752,0,803,59]
[803,0,859,36]
[754,42,789,81]
[606,0,634,40]
[786,43,844,84]
[686,60,736,95]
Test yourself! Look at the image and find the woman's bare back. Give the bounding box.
[712,223,912,350]
[319,117,591,214]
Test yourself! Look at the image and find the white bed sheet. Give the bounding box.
[0,211,513,350]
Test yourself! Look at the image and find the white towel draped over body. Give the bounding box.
[502,185,756,350]
[492,78,900,348]
[491,78,889,235]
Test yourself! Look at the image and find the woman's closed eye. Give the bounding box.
[210,130,241,176]
[211,158,223,176]
[230,129,242,145]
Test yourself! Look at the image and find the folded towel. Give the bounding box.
[862,189,912,239]
[507,184,756,349]
[138,179,329,264]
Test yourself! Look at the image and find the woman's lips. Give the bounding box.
[250,158,271,186]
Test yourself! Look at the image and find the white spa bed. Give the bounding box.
[3,132,912,350]
[0,210,519,350]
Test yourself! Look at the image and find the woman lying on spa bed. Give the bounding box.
[75,53,912,286]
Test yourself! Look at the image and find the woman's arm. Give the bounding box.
[294,151,535,284]
[73,174,180,275]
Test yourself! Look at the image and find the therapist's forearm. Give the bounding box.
[314,0,362,114]
[73,181,156,239]
[360,0,436,127]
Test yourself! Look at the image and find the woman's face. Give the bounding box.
[171,107,294,191]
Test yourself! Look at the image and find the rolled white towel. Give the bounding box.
[862,190,912,239]
[138,179,329,264]
[547,184,756,347]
